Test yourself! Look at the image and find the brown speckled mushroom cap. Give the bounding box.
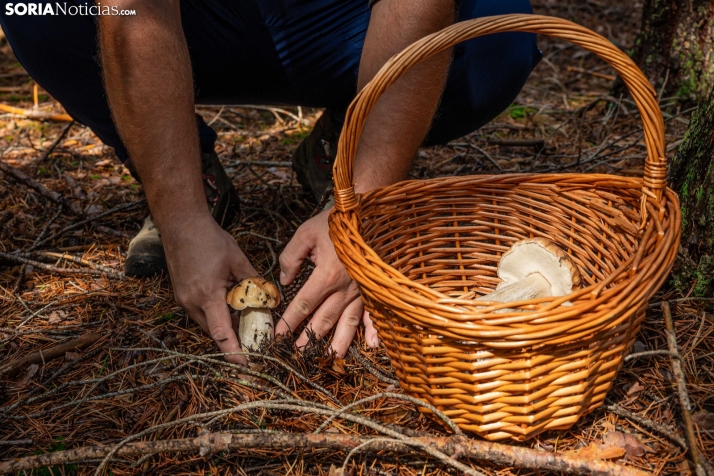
[227,277,280,311]
[497,237,582,296]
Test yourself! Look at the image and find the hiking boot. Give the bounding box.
[124,216,166,278]
[293,108,343,201]
[124,151,240,278]
[201,151,240,229]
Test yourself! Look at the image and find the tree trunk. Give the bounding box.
[630,0,714,102]
[669,86,714,296]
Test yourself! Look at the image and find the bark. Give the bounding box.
[629,0,714,102]
[669,86,714,296]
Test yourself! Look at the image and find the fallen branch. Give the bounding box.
[0,332,102,378]
[0,103,73,122]
[0,431,651,476]
[0,160,84,216]
[94,225,132,239]
[663,302,707,476]
[0,439,33,446]
[36,252,123,279]
[0,251,125,281]
[624,350,681,362]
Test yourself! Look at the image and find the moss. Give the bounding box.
[691,255,714,297]
[678,166,698,229]
[696,185,705,203]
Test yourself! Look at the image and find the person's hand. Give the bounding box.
[276,209,379,356]
[161,212,257,365]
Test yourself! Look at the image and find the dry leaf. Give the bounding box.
[693,410,714,431]
[95,159,112,167]
[603,431,654,459]
[569,441,625,460]
[564,431,653,461]
[328,464,352,476]
[86,204,104,214]
[248,362,265,372]
[47,310,66,324]
[379,408,411,424]
[331,358,346,375]
[627,382,645,395]
[11,364,38,388]
[267,167,290,182]
[136,296,159,307]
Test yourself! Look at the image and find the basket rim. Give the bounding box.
[328,174,680,344]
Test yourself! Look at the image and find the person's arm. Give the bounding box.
[99,0,256,364]
[277,0,454,355]
[353,0,454,192]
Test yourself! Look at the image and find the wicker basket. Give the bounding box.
[328,14,681,441]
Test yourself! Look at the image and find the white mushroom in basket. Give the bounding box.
[476,237,581,308]
[226,277,280,351]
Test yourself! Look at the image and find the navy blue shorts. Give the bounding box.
[0,0,541,162]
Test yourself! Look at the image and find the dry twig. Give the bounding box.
[663,302,708,476]
[0,251,124,280]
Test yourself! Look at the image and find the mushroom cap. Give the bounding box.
[496,237,582,297]
[227,277,280,311]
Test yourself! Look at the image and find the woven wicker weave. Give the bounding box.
[328,14,681,441]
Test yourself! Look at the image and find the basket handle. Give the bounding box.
[332,14,667,225]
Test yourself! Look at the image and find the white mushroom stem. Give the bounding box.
[476,272,552,304]
[238,307,274,351]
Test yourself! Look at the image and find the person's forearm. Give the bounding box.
[353,0,454,193]
[98,1,207,230]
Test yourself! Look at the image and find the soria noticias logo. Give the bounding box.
[4,3,136,16]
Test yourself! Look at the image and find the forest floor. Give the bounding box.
[1,1,713,475]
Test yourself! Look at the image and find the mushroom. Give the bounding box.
[226,277,280,351]
[476,237,581,309]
